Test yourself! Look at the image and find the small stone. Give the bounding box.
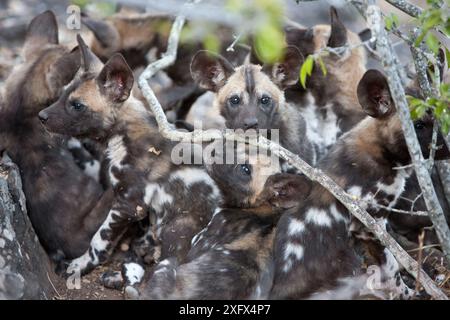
[120,243,130,252]
[125,286,140,300]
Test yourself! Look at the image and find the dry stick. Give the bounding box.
[365,2,450,268]
[415,230,426,293]
[385,0,423,17]
[137,2,447,300]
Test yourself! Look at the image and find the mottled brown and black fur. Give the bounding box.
[0,11,112,259]
[282,7,368,157]
[39,36,220,276]
[190,48,316,165]
[141,145,311,299]
[270,69,450,299]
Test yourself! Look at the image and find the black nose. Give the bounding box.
[38,111,48,123]
[243,118,258,130]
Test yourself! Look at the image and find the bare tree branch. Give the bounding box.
[137,0,448,300]
[364,1,450,267]
[385,0,423,18]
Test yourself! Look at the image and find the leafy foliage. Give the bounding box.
[406,0,450,134]
[409,83,450,134]
[385,13,399,31]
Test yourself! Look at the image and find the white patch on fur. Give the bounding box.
[144,183,174,214]
[67,137,82,149]
[320,107,341,148]
[329,204,346,223]
[299,94,341,157]
[159,259,171,267]
[67,209,119,272]
[170,167,220,198]
[186,91,226,129]
[91,210,118,253]
[375,169,410,208]
[67,252,92,275]
[84,160,100,182]
[301,94,323,147]
[305,208,332,227]
[124,262,145,286]
[283,242,304,272]
[106,136,127,186]
[347,186,362,198]
[288,218,306,236]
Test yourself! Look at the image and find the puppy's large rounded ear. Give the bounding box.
[47,46,81,95]
[23,11,59,61]
[82,16,120,52]
[357,69,395,118]
[264,46,304,90]
[190,50,234,92]
[97,53,134,103]
[77,34,103,73]
[264,173,311,209]
[328,6,347,48]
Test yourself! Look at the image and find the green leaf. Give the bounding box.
[425,33,440,54]
[414,30,428,47]
[385,13,399,31]
[299,55,314,89]
[254,24,284,64]
[416,104,428,119]
[317,56,327,76]
[203,34,220,54]
[434,101,446,117]
[385,16,393,31]
[439,112,450,135]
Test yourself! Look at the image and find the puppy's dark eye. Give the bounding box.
[260,95,271,105]
[414,120,425,130]
[240,164,251,176]
[71,101,86,112]
[229,95,240,106]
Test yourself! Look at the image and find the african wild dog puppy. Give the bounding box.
[82,9,250,117]
[0,11,113,259]
[190,47,316,165]
[38,35,220,276]
[82,10,171,70]
[283,6,368,158]
[141,143,311,299]
[270,69,450,299]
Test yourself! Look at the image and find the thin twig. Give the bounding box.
[385,0,423,18]
[415,230,425,292]
[46,272,62,299]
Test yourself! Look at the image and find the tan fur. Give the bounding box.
[215,64,285,115]
[312,25,367,110]
[70,79,117,127]
[90,13,171,59]
[248,152,280,205]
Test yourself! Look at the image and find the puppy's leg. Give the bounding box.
[66,197,147,277]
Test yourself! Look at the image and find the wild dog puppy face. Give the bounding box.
[143,148,311,300]
[204,142,310,209]
[281,7,368,157]
[2,11,81,119]
[39,35,134,139]
[357,69,450,164]
[190,47,303,130]
[284,6,366,98]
